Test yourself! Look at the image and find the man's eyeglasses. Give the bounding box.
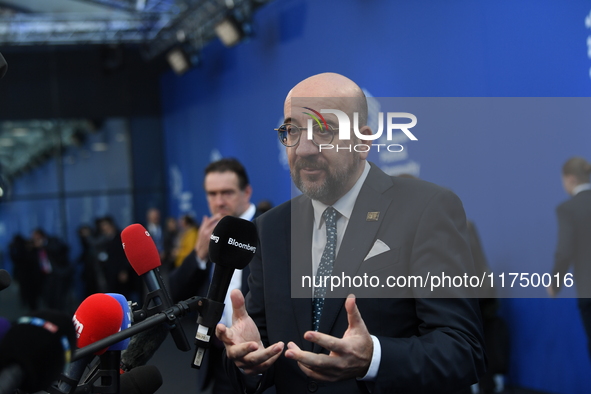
[275,123,336,147]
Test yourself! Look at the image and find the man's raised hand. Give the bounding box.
[216,289,284,375]
[284,295,373,382]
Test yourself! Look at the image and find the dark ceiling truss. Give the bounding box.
[74,0,180,13]
[0,11,175,46]
[0,0,269,59]
[0,0,271,185]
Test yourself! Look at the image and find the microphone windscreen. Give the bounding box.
[106,293,132,351]
[120,365,163,394]
[0,310,76,393]
[120,322,169,371]
[73,293,123,355]
[121,224,161,276]
[208,216,258,269]
[0,269,11,291]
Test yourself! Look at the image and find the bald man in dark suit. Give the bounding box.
[216,73,486,393]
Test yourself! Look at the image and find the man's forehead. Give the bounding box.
[284,96,355,119]
[204,171,240,190]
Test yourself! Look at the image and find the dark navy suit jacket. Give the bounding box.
[225,163,486,394]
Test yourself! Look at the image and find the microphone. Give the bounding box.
[0,310,76,394]
[73,294,124,353]
[120,320,169,373]
[106,293,132,351]
[120,365,163,394]
[95,294,132,392]
[121,224,165,309]
[121,224,189,355]
[192,215,258,368]
[74,296,202,363]
[0,269,11,292]
[54,294,123,394]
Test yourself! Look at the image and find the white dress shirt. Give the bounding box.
[310,161,380,382]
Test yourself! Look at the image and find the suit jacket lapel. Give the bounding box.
[315,164,394,348]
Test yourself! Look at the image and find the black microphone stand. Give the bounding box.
[139,267,191,352]
[71,351,120,394]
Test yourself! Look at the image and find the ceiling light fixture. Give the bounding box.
[214,13,249,47]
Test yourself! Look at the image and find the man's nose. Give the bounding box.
[295,134,320,157]
[212,194,225,206]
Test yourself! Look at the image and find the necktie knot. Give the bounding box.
[323,206,339,231]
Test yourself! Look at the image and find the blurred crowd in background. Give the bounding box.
[6,209,189,314]
[5,202,274,316]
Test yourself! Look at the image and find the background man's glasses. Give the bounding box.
[275,123,336,147]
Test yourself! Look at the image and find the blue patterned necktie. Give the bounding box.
[312,207,339,331]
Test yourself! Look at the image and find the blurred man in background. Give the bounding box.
[550,156,591,362]
[146,208,164,257]
[170,157,261,394]
[31,228,72,312]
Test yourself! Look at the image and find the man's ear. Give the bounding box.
[357,125,374,144]
[356,125,373,159]
[563,174,578,196]
[243,184,253,199]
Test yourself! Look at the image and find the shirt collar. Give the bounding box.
[573,183,591,196]
[240,203,256,221]
[312,161,371,228]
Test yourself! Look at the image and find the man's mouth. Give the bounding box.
[300,167,324,175]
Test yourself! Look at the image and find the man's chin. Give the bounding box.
[298,181,330,199]
[300,178,325,191]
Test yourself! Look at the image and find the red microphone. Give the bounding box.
[74,293,124,353]
[120,224,189,369]
[121,224,172,315]
[55,294,123,394]
[121,224,161,276]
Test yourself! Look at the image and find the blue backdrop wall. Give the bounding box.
[160,0,591,393]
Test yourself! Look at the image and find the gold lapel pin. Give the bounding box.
[366,212,380,221]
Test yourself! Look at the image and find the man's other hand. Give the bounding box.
[216,289,284,375]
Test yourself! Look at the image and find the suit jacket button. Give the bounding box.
[307,381,318,392]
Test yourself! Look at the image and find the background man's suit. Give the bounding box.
[552,188,591,360]
[552,189,591,298]
[226,163,486,393]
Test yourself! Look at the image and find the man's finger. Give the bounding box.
[285,341,330,368]
[296,361,331,381]
[345,294,364,329]
[240,342,284,367]
[204,213,223,229]
[215,323,236,346]
[230,288,248,321]
[239,342,284,374]
[284,341,303,360]
[302,331,346,353]
[224,340,259,359]
[253,347,283,372]
[199,215,211,229]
